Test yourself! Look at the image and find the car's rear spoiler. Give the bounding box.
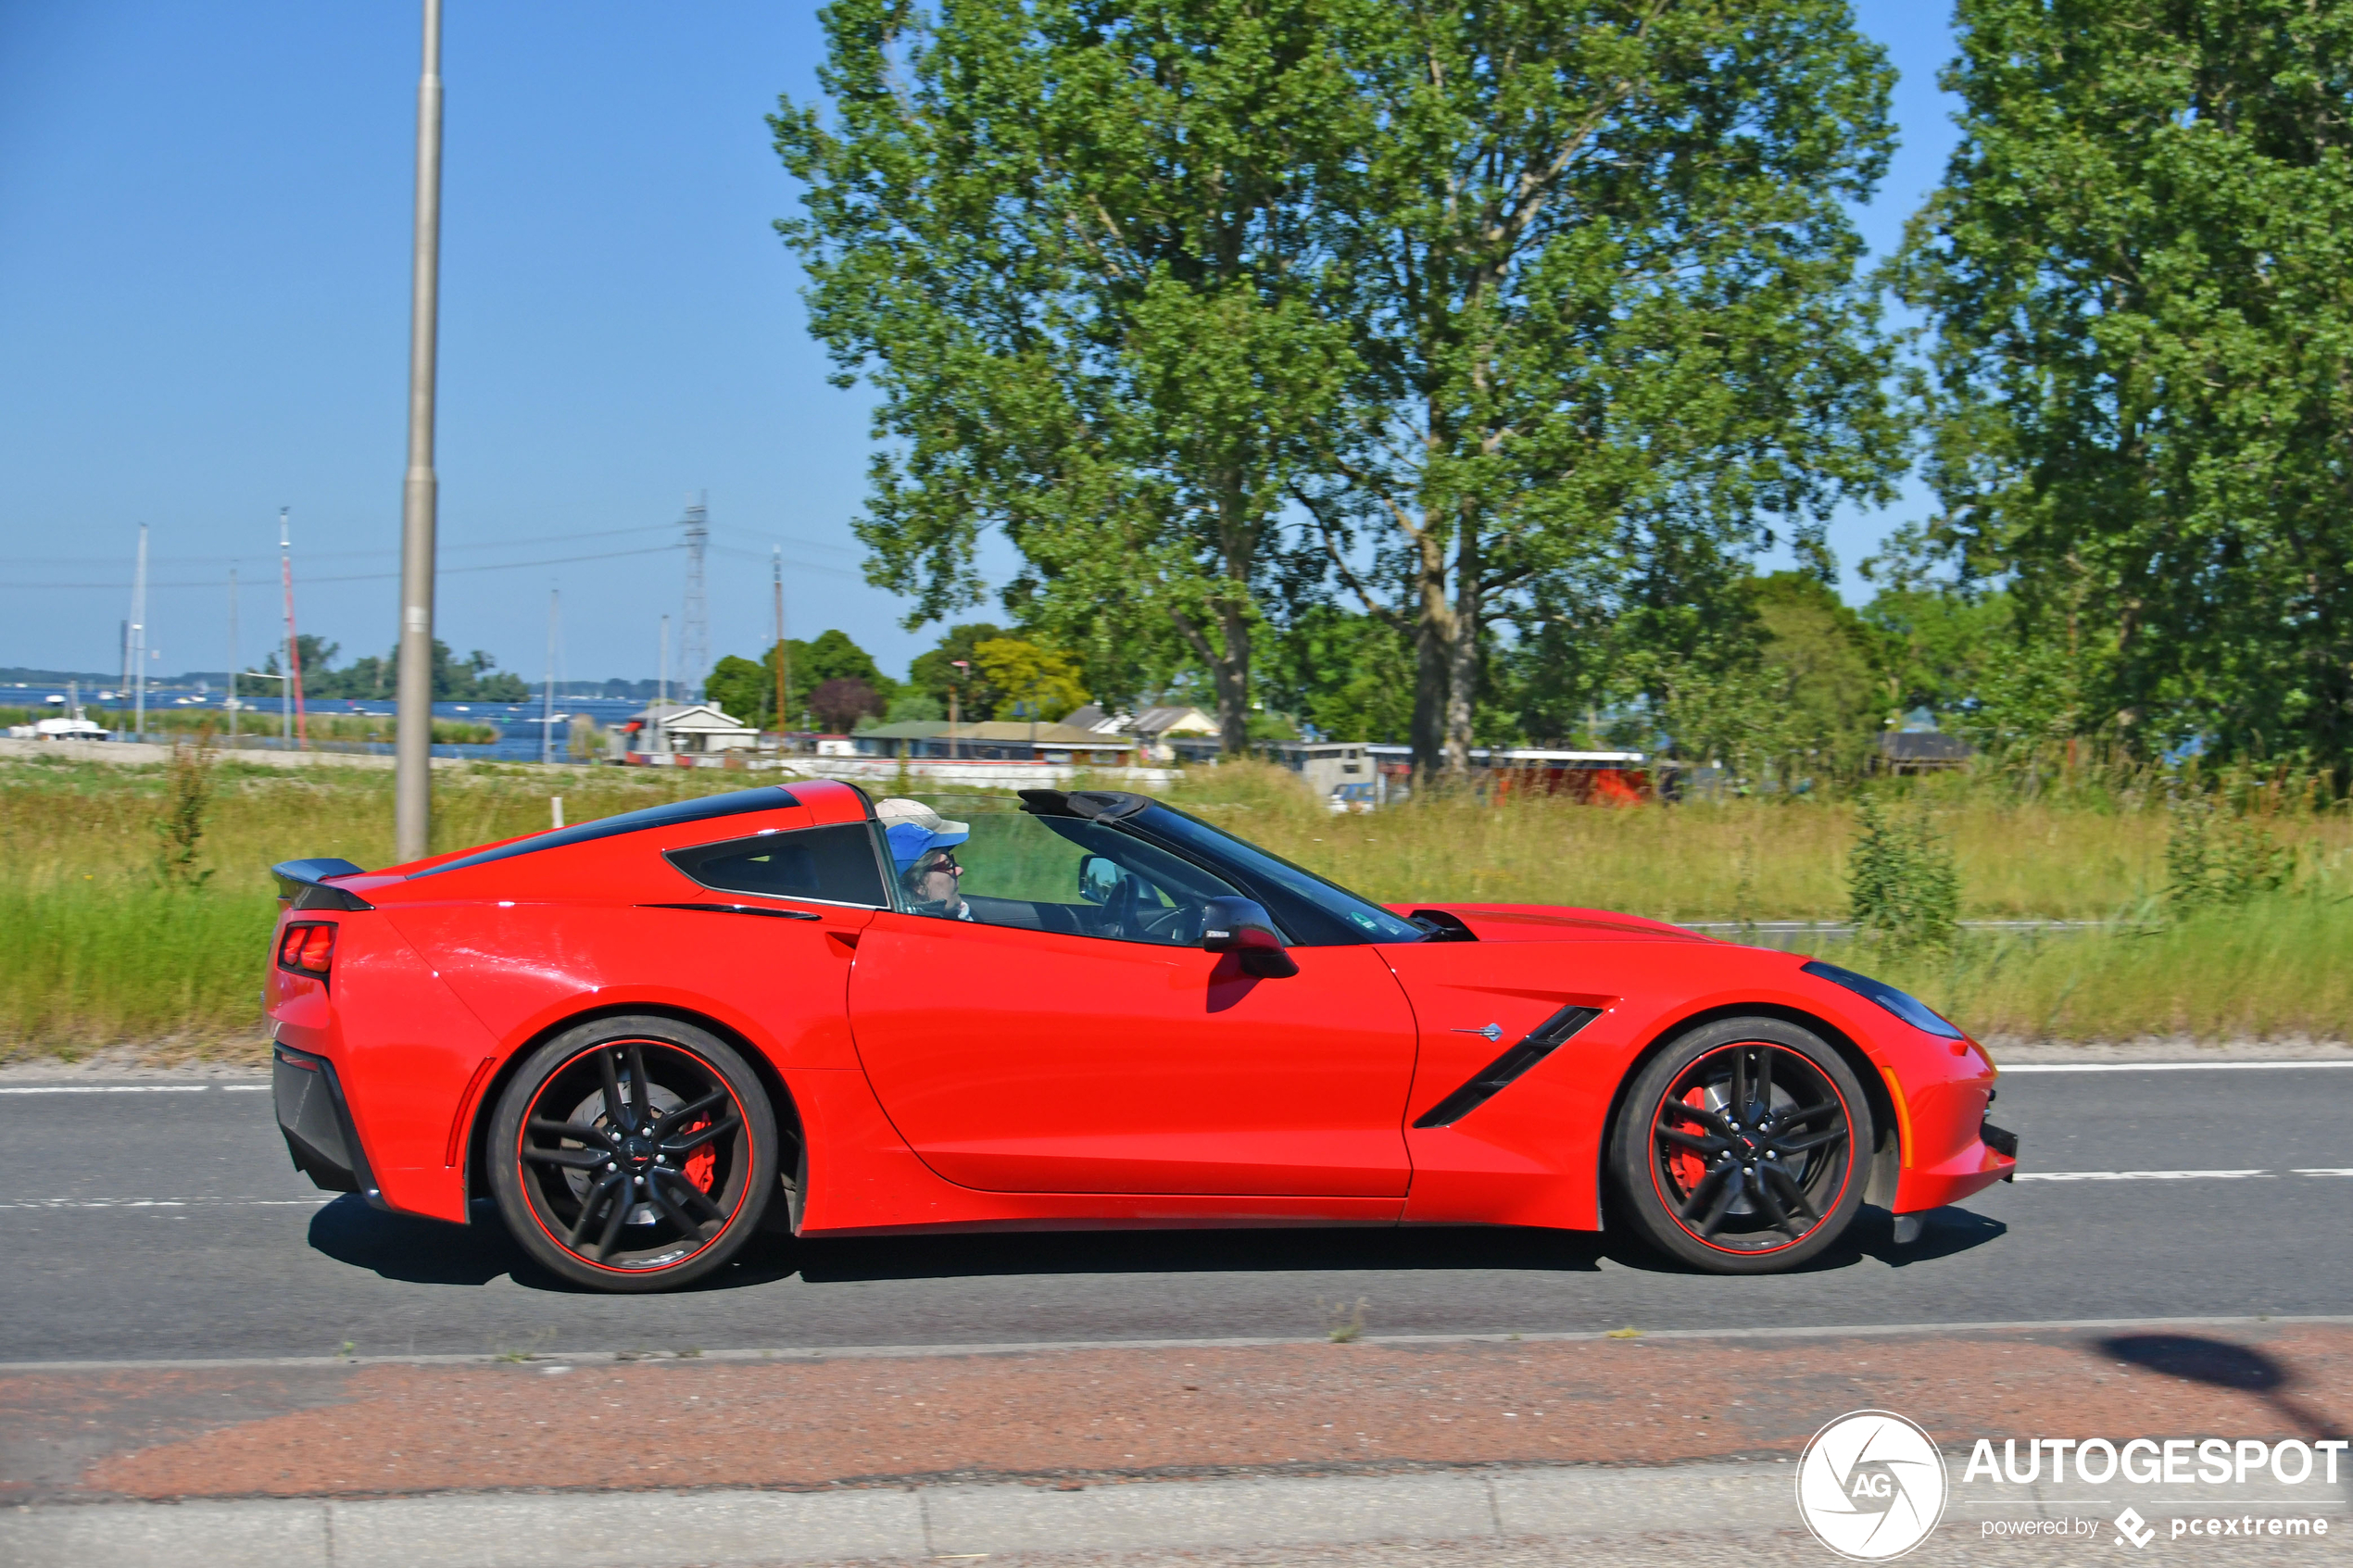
[271,859,375,911]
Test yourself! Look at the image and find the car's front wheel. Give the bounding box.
[487,1016,776,1292]
[1609,1017,1871,1273]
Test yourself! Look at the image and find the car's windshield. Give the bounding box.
[1126,802,1423,947]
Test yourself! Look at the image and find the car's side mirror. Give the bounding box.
[1200,896,1299,978]
[1077,854,1124,905]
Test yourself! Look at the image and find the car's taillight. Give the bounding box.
[278,922,336,977]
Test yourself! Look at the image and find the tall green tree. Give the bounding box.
[705,630,896,730]
[271,639,526,703]
[1749,570,1886,779]
[1258,605,1416,741]
[1897,0,2353,772]
[908,622,1009,720]
[1296,0,1906,778]
[774,0,1362,755]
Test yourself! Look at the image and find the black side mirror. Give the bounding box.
[1200,895,1299,978]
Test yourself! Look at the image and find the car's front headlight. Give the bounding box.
[1801,959,1967,1040]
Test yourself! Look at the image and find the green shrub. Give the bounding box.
[1846,794,1960,952]
[2165,788,2293,913]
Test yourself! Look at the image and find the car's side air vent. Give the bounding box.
[1412,1004,1604,1129]
[1407,909,1478,942]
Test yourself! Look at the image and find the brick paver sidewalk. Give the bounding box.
[6,1321,2348,1504]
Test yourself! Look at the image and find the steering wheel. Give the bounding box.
[1107,872,1147,940]
[1131,900,1204,945]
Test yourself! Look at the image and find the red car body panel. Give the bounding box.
[849,915,1417,1196]
[265,777,2013,1241]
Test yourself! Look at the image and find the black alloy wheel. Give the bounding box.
[487,1015,777,1292]
[1608,1016,1872,1273]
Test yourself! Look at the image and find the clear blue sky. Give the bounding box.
[0,1,1959,688]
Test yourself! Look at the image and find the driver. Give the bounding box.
[875,797,972,920]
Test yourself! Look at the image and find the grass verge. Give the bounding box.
[2,754,2345,1054]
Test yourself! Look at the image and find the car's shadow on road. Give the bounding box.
[783,1223,1617,1286]
[308,1195,2004,1294]
[308,1196,548,1287]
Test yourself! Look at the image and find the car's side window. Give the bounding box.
[665,823,890,908]
[902,806,1245,946]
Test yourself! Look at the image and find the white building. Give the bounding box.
[618,702,759,765]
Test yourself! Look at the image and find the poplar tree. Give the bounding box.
[774,0,1362,754]
[1898,0,2353,771]
[1299,0,1906,776]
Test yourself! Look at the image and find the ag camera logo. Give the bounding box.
[1796,1410,1949,1561]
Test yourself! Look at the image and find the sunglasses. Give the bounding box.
[920,853,963,874]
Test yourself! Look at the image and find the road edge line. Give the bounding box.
[6,1312,2349,1376]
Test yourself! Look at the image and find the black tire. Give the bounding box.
[1608,1016,1871,1274]
[487,1015,777,1292]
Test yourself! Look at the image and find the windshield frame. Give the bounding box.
[1117,801,1424,947]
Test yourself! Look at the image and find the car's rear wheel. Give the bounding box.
[487,1016,776,1292]
[1608,1017,1870,1273]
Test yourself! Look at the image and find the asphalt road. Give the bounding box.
[3,1065,2347,1363]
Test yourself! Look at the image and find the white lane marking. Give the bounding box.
[2293,1168,2353,1176]
[0,1083,270,1095]
[0,1198,333,1210]
[0,1085,219,1094]
[2016,1169,2271,1182]
[2000,1060,2353,1073]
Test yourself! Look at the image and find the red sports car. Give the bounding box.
[267,781,2014,1292]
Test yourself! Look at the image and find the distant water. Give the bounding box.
[72,694,654,764]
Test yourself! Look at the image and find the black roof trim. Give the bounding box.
[271,859,374,911]
[408,786,802,880]
[1019,788,1151,822]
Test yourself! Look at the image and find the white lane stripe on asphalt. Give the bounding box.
[2015,1169,2270,1181]
[0,1083,269,1094]
[0,1085,213,1094]
[2000,1060,2353,1073]
[0,1198,333,1210]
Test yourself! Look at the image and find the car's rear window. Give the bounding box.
[409,786,802,879]
[665,822,888,908]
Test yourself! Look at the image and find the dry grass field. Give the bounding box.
[1,750,2345,1055]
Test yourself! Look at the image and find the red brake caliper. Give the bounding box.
[1667,1087,1710,1192]
[681,1122,716,1194]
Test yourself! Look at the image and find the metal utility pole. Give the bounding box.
[950,659,968,759]
[770,546,787,751]
[130,525,147,743]
[226,567,239,743]
[679,495,709,701]
[541,588,557,765]
[654,614,670,758]
[395,0,445,860]
[280,508,307,748]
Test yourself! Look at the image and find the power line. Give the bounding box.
[10,519,859,570]
[7,536,869,591]
[3,542,745,591]
[4,520,678,569]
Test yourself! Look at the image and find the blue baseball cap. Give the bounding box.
[875,797,970,872]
